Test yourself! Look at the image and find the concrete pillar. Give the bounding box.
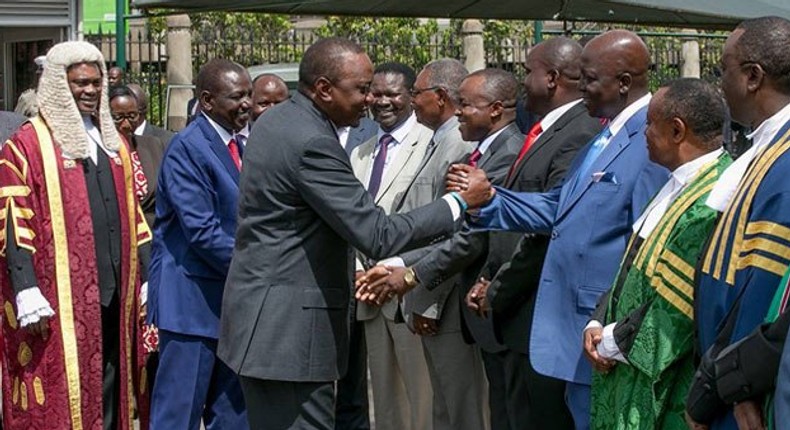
[680,29,700,78]
[462,19,485,73]
[166,14,192,131]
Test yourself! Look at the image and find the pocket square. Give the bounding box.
[592,171,618,184]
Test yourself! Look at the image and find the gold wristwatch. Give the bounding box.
[404,267,419,288]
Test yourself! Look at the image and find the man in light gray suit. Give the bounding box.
[350,62,435,430]
[393,59,489,430]
[218,38,493,430]
[358,68,524,430]
[0,111,25,146]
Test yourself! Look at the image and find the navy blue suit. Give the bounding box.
[469,104,667,429]
[148,114,247,429]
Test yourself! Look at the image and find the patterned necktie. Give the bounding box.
[368,134,393,197]
[228,138,241,171]
[130,150,148,199]
[507,121,543,182]
[468,147,482,168]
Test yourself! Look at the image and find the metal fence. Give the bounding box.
[86,24,727,127]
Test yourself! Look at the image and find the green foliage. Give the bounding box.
[481,20,532,68]
[315,17,445,70]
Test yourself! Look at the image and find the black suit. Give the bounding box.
[142,121,174,146]
[484,102,601,429]
[217,92,458,429]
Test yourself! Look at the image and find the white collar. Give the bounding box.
[672,148,724,186]
[134,119,146,136]
[203,112,237,146]
[80,115,117,164]
[607,93,651,138]
[478,125,509,154]
[538,99,583,134]
[707,102,790,211]
[377,112,417,145]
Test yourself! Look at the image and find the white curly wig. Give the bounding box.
[37,41,121,159]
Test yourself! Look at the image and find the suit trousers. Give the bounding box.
[499,349,574,430]
[239,377,335,430]
[422,332,489,430]
[335,300,370,430]
[150,330,248,430]
[101,295,120,430]
[565,382,591,430]
[364,314,432,430]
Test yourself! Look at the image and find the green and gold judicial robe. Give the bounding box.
[591,152,732,430]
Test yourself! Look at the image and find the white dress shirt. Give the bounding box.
[707,102,790,212]
[369,113,418,180]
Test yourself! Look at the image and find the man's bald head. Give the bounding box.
[251,73,289,121]
[580,30,650,119]
[524,37,583,115]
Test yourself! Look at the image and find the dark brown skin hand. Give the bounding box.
[454,165,495,209]
[733,400,766,430]
[355,266,392,298]
[26,316,50,340]
[685,411,710,430]
[465,278,491,318]
[355,270,366,282]
[582,326,616,373]
[355,266,411,306]
[412,314,439,336]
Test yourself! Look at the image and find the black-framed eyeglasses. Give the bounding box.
[410,86,442,97]
[111,112,140,123]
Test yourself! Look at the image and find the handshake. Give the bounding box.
[355,164,494,307]
[445,163,496,210]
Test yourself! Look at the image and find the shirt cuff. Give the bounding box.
[140,282,148,306]
[596,322,629,363]
[441,194,463,221]
[378,257,405,268]
[585,320,603,331]
[16,287,55,327]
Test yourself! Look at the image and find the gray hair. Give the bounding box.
[421,58,468,104]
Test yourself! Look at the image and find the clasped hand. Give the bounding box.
[355,266,411,306]
[446,164,496,208]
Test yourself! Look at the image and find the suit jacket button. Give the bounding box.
[551,230,559,239]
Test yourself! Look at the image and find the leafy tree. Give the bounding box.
[315,17,449,70]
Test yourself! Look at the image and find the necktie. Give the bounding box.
[368,134,393,197]
[468,148,482,168]
[228,138,241,170]
[577,128,612,181]
[506,121,543,182]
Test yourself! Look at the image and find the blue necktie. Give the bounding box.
[579,128,612,177]
[368,134,393,197]
[569,127,612,194]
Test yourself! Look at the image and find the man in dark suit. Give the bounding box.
[358,68,524,430]
[128,83,175,145]
[465,37,601,429]
[217,38,492,429]
[147,59,252,429]
[0,111,25,144]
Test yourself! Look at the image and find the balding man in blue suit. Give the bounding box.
[457,30,668,429]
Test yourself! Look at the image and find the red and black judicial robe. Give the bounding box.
[0,117,151,429]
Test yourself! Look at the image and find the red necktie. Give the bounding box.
[506,122,543,182]
[468,148,482,168]
[228,138,241,171]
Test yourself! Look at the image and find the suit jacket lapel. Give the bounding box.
[557,106,647,219]
[479,123,517,168]
[197,115,240,184]
[376,130,420,203]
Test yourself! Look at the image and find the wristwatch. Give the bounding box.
[403,267,419,288]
